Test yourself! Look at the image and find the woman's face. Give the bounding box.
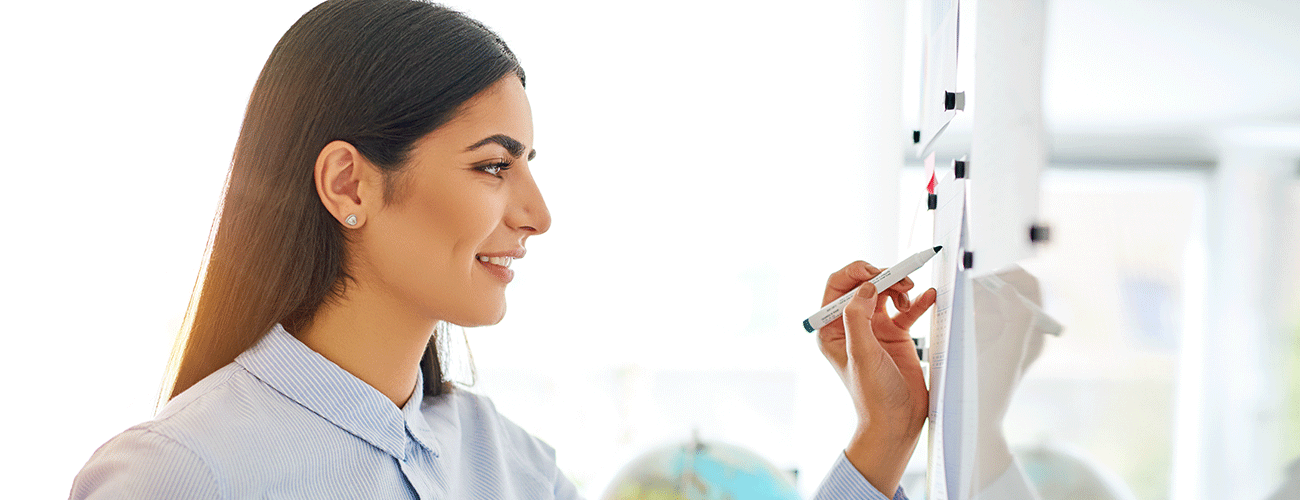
[360,75,549,327]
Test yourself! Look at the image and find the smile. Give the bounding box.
[477,255,513,268]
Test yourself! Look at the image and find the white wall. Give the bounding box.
[3,1,1297,499]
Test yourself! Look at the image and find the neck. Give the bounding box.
[295,283,436,408]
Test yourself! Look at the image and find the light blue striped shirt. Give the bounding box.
[71,324,905,500]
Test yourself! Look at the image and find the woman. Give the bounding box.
[70,1,937,499]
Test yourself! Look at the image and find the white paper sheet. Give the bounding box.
[926,166,975,500]
[916,0,961,156]
[944,245,978,500]
[967,0,1047,273]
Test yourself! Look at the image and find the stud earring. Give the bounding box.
[345,214,358,226]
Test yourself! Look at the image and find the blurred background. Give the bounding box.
[1,0,1296,498]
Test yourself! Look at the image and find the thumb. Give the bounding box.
[843,283,883,361]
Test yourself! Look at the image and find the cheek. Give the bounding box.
[361,173,510,323]
[378,184,504,291]
[423,188,509,323]
[428,186,502,259]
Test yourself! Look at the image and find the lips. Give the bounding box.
[475,249,524,283]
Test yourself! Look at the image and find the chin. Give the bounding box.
[450,304,507,328]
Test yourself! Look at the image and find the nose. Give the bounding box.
[508,164,551,236]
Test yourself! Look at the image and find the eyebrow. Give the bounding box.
[465,134,536,161]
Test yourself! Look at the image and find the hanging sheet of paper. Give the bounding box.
[926,163,977,500]
[947,209,979,500]
[967,0,1047,273]
[916,0,961,156]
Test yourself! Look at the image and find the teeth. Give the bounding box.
[477,255,513,268]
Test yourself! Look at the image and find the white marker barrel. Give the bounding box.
[802,246,941,332]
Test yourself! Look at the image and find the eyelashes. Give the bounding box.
[477,162,512,178]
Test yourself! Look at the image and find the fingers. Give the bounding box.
[885,289,911,312]
[824,261,919,305]
[886,275,915,308]
[892,276,915,295]
[823,261,881,306]
[891,288,938,330]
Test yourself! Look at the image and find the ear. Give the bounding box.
[314,140,381,228]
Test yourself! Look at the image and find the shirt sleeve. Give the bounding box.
[811,452,908,500]
[70,428,221,500]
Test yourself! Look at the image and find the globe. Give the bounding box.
[1015,445,1137,500]
[600,437,801,500]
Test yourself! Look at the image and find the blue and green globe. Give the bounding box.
[600,438,801,500]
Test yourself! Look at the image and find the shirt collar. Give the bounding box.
[235,324,439,459]
[402,369,439,455]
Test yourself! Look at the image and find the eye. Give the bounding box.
[477,162,512,178]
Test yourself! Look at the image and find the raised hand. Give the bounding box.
[816,261,937,497]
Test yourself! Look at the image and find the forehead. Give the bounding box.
[420,76,533,152]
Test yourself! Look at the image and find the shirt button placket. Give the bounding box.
[399,439,437,500]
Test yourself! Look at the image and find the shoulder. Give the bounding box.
[428,388,560,480]
[70,426,221,500]
[70,364,249,500]
[151,362,243,421]
[71,362,316,499]
[426,389,582,498]
[145,362,287,448]
[442,388,558,461]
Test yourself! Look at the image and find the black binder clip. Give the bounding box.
[954,159,967,179]
[913,130,921,144]
[927,193,938,210]
[944,91,966,111]
[963,251,974,270]
[1029,224,1051,243]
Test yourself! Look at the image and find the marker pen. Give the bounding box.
[802,246,942,333]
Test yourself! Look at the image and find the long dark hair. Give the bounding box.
[166,0,524,401]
